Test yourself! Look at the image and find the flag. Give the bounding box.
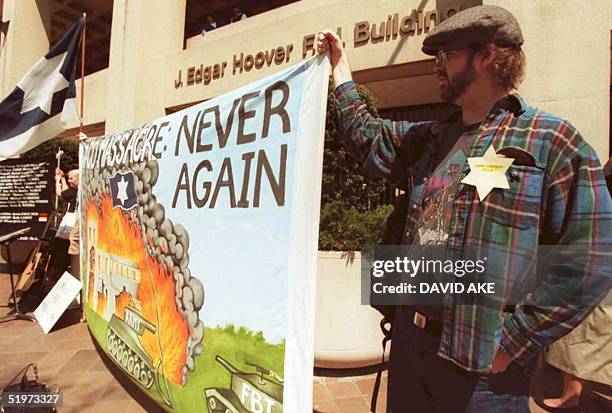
[0,18,83,160]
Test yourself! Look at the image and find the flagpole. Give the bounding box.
[54,148,63,213]
[79,13,87,134]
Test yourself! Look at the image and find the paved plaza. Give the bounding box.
[0,269,545,413]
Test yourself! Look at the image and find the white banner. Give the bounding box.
[79,55,329,412]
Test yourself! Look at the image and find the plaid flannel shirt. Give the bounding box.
[334,81,612,372]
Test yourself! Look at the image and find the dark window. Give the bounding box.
[184,0,301,44]
[49,0,113,77]
[379,102,457,123]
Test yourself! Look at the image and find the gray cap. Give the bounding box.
[422,5,523,56]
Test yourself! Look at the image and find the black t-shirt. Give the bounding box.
[434,120,481,166]
[61,187,78,212]
[411,120,480,320]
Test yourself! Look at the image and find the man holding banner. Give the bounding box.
[319,5,611,413]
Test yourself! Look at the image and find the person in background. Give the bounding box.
[230,6,247,23]
[55,167,82,318]
[201,14,217,34]
[536,296,611,412]
[55,168,78,211]
[535,161,612,412]
[68,206,83,321]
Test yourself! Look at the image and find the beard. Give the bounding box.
[438,54,476,102]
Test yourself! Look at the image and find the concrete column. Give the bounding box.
[105,0,186,133]
[0,0,52,98]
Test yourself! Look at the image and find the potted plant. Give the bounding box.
[315,82,393,369]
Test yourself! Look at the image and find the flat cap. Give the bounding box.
[422,5,523,55]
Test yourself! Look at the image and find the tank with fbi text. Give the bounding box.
[204,356,283,413]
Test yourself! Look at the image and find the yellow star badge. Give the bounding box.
[461,146,514,201]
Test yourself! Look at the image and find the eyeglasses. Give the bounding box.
[435,49,461,67]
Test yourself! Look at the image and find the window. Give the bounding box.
[183,0,301,45]
[49,0,113,76]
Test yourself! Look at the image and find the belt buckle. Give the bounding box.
[413,311,427,329]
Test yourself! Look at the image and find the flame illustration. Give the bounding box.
[87,270,95,304]
[96,290,107,314]
[138,255,188,385]
[85,195,190,385]
[115,288,134,320]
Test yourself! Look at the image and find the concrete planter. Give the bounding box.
[314,250,387,369]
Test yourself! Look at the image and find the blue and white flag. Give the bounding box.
[0,18,83,160]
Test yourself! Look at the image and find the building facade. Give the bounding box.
[1,0,610,159]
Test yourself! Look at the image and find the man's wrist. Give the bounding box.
[332,55,352,87]
[332,80,357,100]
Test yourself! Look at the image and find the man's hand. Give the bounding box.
[55,169,67,194]
[490,347,513,374]
[317,29,352,88]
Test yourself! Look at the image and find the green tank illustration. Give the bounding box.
[107,306,156,388]
[204,356,283,413]
[106,305,173,407]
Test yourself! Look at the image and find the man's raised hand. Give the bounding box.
[317,29,353,87]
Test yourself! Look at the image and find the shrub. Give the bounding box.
[319,201,393,251]
[22,137,79,173]
[319,81,392,251]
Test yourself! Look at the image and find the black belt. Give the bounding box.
[412,311,443,335]
[412,305,516,335]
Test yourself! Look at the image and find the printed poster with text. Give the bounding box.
[79,56,329,413]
